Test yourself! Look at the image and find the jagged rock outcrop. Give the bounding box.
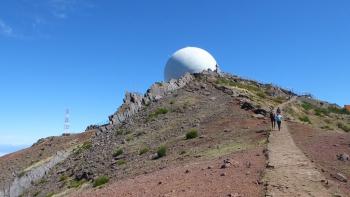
[107,73,195,127]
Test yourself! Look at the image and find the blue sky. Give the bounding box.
[0,0,349,153]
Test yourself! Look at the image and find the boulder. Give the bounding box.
[337,153,349,161]
[253,114,265,119]
[254,108,268,116]
[241,102,254,111]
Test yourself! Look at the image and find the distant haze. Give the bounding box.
[0,144,29,157]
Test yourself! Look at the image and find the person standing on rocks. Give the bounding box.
[270,111,276,130]
[276,113,283,131]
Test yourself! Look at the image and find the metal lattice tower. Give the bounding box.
[64,108,70,133]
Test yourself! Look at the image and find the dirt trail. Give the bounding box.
[264,97,337,197]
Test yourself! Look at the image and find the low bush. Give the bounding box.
[299,116,311,124]
[272,97,285,104]
[116,159,126,165]
[316,107,331,116]
[320,125,332,130]
[256,91,266,98]
[153,108,168,116]
[68,179,86,188]
[59,175,68,182]
[148,108,169,121]
[301,102,313,111]
[81,141,92,149]
[93,176,109,187]
[126,135,134,142]
[18,171,26,177]
[46,192,55,197]
[157,145,167,158]
[115,129,124,135]
[74,141,92,154]
[139,147,149,155]
[337,122,350,132]
[112,148,123,157]
[215,78,260,92]
[185,129,198,140]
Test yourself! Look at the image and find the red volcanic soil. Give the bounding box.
[288,122,350,194]
[75,148,266,197]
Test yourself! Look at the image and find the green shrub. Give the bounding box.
[18,171,26,177]
[126,135,134,142]
[301,102,313,111]
[215,78,260,92]
[68,179,86,188]
[82,141,92,149]
[185,129,198,140]
[320,125,332,130]
[116,159,126,165]
[154,108,168,115]
[272,97,284,104]
[38,178,46,184]
[59,175,68,182]
[179,150,186,155]
[46,192,54,197]
[93,176,109,187]
[157,145,167,158]
[215,78,236,86]
[337,122,350,132]
[170,100,175,105]
[256,91,266,98]
[314,109,323,116]
[314,108,329,116]
[139,147,149,155]
[115,129,124,135]
[74,141,92,154]
[33,191,40,197]
[112,148,123,157]
[299,116,311,124]
[148,108,168,121]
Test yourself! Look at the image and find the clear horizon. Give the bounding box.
[1,0,349,155]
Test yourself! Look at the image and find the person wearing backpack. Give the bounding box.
[276,113,283,131]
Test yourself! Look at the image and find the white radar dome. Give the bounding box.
[164,47,218,82]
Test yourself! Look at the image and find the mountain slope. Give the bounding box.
[2,71,349,197]
[12,71,291,196]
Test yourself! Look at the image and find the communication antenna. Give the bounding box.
[64,108,70,133]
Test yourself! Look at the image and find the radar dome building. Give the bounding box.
[164,47,218,82]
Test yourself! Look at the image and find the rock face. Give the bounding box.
[0,150,70,197]
[107,73,195,126]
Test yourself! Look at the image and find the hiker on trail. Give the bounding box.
[276,113,283,131]
[276,107,281,115]
[270,111,276,130]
